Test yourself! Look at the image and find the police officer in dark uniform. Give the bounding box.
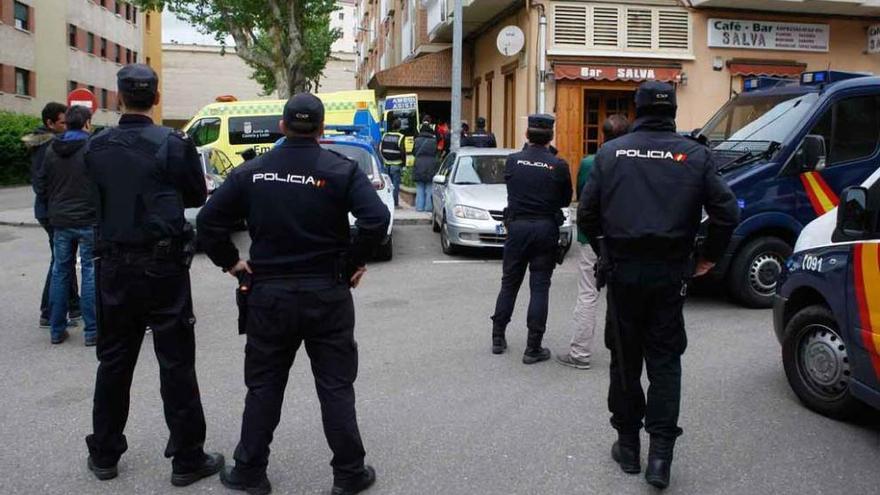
[490,114,572,363]
[462,117,497,148]
[84,64,223,485]
[379,119,406,208]
[197,93,390,495]
[578,81,739,489]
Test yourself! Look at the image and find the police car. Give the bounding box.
[184,146,233,229]
[774,165,880,419]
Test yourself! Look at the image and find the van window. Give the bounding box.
[228,116,284,145]
[187,118,221,147]
[808,95,880,166]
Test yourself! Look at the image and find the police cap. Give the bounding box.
[635,81,677,111]
[283,93,325,132]
[476,116,486,128]
[527,114,555,130]
[117,64,159,95]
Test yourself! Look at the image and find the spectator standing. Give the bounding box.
[379,119,407,208]
[412,124,439,212]
[23,102,81,327]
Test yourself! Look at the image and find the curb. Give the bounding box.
[0,220,40,228]
[395,218,432,226]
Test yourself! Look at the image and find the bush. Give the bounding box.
[0,111,41,185]
[402,165,414,188]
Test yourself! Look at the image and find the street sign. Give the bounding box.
[496,26,525,57]
[67,88,98,113]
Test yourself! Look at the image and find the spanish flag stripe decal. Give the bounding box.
[812,172,840,206]
[800,172,838,216]
[800,173,827,216]
[854,244,880,378]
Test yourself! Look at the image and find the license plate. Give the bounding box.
[496,223,507,235]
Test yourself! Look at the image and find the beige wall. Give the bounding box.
[316,52,358,93]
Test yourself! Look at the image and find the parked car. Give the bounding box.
[185,146,233,229]
[431,147,573,255]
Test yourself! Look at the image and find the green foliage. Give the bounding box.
[402,166,415,188]
[133,1,341,96]
[0,112,41,185]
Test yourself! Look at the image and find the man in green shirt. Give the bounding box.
[557,114,630,369]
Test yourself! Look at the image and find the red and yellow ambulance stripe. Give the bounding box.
[799,172,839,216]
[853,243,880,378]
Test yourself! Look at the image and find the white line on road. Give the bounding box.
[432,260,501,264]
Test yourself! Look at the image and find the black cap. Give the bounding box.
[635,81,677,111]
[527,113,555,130]
[283,93,325,132]
[117,64,158,95]
[476,117,486,128]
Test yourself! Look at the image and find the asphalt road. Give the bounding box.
[0,224,877,495]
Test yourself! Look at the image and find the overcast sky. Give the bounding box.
[162,10,233,45]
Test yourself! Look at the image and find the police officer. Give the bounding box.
[578,81,739,489]
[197,93,390,495]
[463,117,497,148]
[84,64,223,485]
[379,118,407,208]
[490,114,572,363]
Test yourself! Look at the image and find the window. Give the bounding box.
[227,116,283,145]
[339,12,344,20]
[186,118,222,147]
[132,6,137,24]
[14,1,29,31]
[15,68,30,96]
[146,12,151,31]
[115,44,122,63]
[552,3,691,54]
[68,24,77,47]
[133,51,138,63]
[69,81,77,92]
[115,1,121,15]
[87,32,95,54]
[808,95,880,166]
[100,38,107,58]
[625,8,652,49]
[126,48,131,64]
[101,89,108,109]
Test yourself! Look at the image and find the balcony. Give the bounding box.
[690,0,880,16]
[426,0,520,42]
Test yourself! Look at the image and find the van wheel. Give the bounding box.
[728,236,791,308]
[432,211,441,233]
[440,219,458,255]
[782,305,869,420]
[375,236,393,262]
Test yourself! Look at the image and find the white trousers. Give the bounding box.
[569,243,599,359]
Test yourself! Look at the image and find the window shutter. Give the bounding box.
[625,8,652,49]
[28,5,34,33]
[28,70,36,97]
[553,4,587,46]
[658,9,689,50]
[592,6,619,48]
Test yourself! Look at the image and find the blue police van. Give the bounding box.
[773,167,880,419]
[697,71,880,308]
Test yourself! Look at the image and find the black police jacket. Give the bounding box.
[578,115,740,261]
[196,137,391,275]
[463,130,497,148]
[505,144,572,219]
[85,114,207,245]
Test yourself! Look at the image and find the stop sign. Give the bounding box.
[67,88,98,113]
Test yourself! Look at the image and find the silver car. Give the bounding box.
[431,148,573,255]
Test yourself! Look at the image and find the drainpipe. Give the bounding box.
[535,3,547,114]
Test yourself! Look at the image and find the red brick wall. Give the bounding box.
[0,0,13,25]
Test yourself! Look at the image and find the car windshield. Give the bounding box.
[453,155,507,185]
[701,92,819,152]
[228,115,284,145]
[321,143,374,177]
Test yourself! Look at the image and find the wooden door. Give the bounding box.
[504,73,516,147]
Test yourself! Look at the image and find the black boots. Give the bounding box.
[522,347,551,364]
[331,465,377,495]
[87,456,118,481]
[220,466,272,495]
[611,434,641,474]
[170,452,225,487]
[645,436,675,489]
[492,326,507,354]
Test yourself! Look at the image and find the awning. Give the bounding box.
[368,49,472,94]
[554,64,682,83]
[727,60,806,78]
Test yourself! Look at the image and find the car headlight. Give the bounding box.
[453,205,491,221]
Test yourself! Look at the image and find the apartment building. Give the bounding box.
[0,0,161,125]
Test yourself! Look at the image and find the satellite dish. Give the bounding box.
[497,26,525,57]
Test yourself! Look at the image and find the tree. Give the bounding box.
[134,0,341,97]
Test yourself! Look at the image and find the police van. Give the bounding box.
[773,166,880,419]
[697,71,880,308]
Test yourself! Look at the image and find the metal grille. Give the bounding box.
[479,234,507,245]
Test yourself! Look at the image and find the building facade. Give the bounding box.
[0,0,160,125]
[358,0,880,181]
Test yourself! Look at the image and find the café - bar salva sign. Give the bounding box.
[708,19,829,53]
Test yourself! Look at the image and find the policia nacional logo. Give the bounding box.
[616,149,688,163]
[252,172,327,188]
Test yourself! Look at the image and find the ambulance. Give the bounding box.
[382,94,420,165]
[774,166,880,419]
[182,90,382,170]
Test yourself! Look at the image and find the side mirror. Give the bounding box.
[835,186,869,240]
[795,134,827,172]
[433,174,447,185]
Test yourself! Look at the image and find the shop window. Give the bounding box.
[808,96,880,167]
[13,1,29,31]
[68,25,77,47]
[15,68,30,96]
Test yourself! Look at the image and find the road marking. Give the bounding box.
[432,259,501,264]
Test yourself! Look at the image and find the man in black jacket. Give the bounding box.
[462,117,496,148]
[33,105,97,346]
[198,93,390,495]
[578,82,739,489]
[24,102,80,327]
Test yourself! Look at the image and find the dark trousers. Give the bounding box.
[491,219,558,347]
[39,219,79,320]
[234,279,366,485]
[606,260,688,441]
[86,253,207,470]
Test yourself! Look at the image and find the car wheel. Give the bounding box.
[440,219,459,255]
[782,305,869,420]
[375,236,393,262]
[727,236,792,308]
[432,210,441,233]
